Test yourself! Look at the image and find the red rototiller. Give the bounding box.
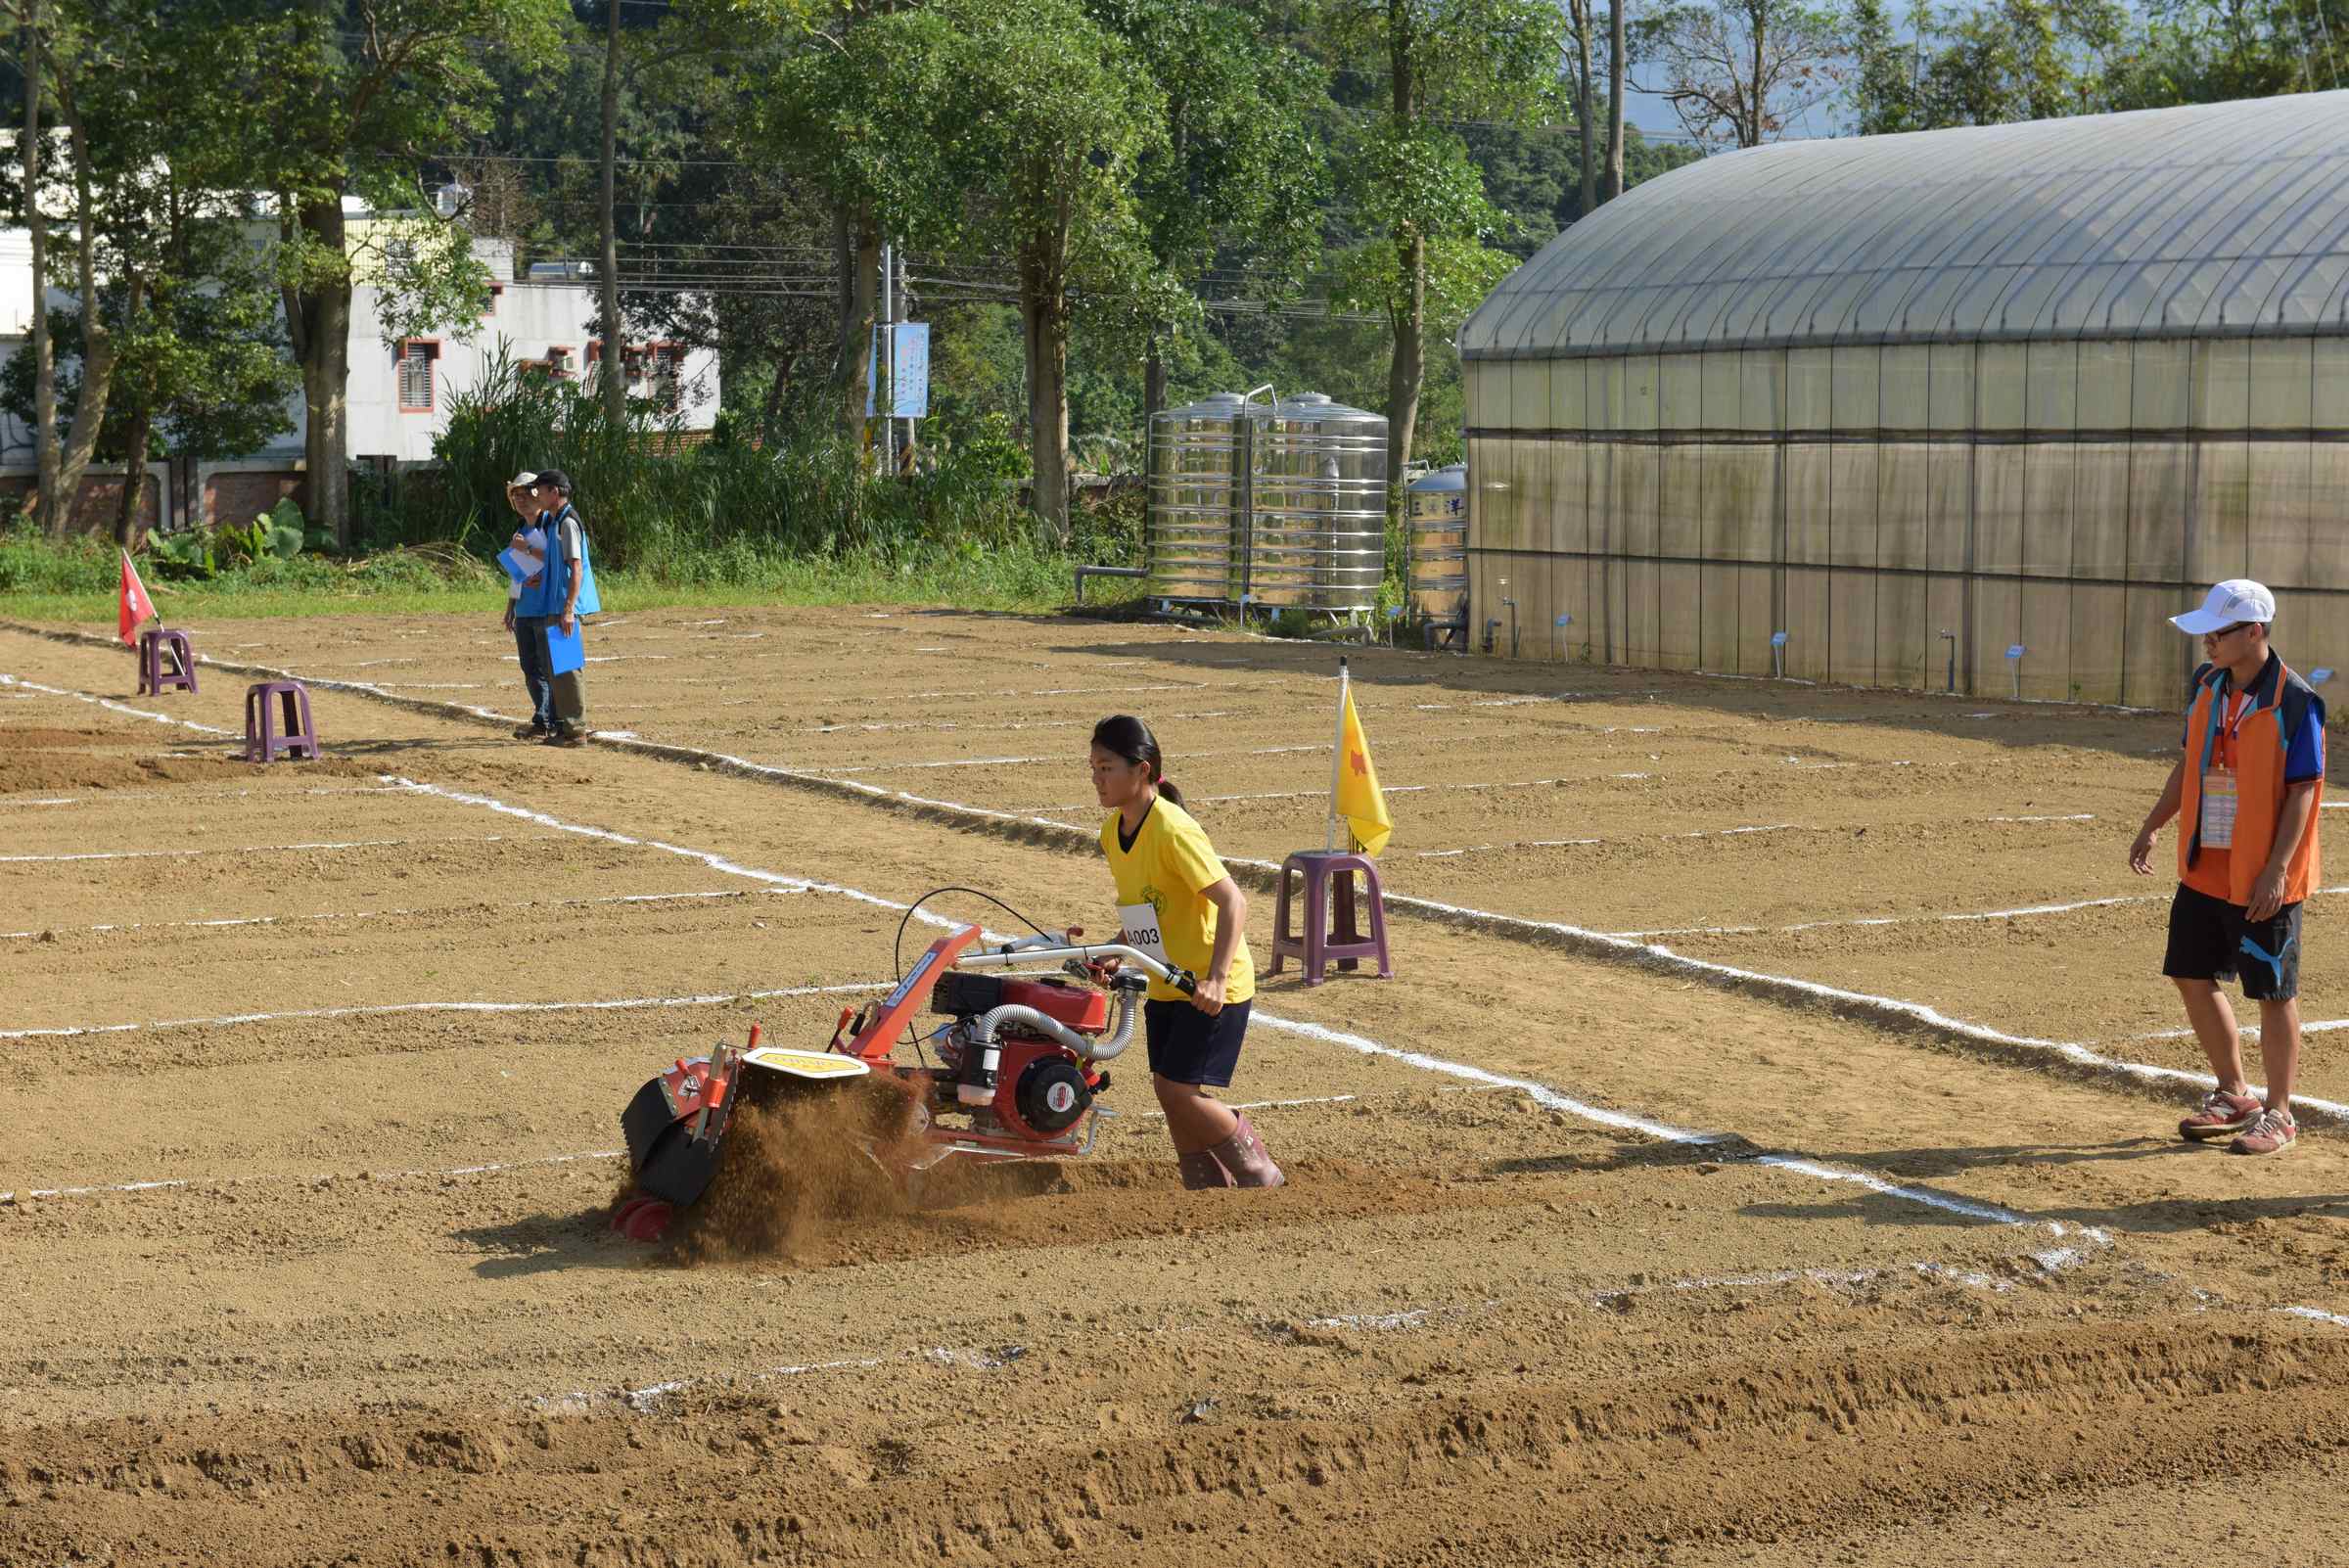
[610,921,1193,1241]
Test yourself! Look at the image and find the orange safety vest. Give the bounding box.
[2179,653,2325,905]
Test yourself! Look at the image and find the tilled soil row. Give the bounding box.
[4,1316,2345,1568]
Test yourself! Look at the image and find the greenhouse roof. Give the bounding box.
[1462,91,2349,360]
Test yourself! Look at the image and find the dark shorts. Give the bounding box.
[2164,884,2303,1001]
[1144,997,1252,1087]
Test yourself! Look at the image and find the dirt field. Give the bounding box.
[5,604,2349,1567]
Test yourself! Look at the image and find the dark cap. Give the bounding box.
[534,469,573,495]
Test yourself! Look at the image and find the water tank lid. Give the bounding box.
[1152,392,1254,425]
[1271,392,1379,422]
[1407,463,1467,492]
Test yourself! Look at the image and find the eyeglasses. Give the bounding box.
[2207,621,2261,639]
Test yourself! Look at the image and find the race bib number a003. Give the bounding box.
[1116,901,1171,965]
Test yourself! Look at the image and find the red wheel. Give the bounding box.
[610,1194,674,1242]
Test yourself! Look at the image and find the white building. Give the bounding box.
[0,195,721,524]
[329,222,721,465]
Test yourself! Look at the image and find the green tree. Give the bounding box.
[1087,0,1329,461]
[742,3,961,444]
[1319,0,1565,512]
[1643,0,1847,147]
[248,0,566,544]
[2079,0,2271,111]
[918,0,1168,542]
[1,238,299,546]
[1847,0,1922,132]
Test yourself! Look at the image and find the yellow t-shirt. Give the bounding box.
[1100,798,1255,1005]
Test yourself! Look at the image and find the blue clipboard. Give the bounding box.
[497,547,541,584]
[543,620,585,676]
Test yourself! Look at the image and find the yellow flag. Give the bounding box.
[1335,684,1392,857]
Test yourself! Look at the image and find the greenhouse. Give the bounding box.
[1457,89,2349,705]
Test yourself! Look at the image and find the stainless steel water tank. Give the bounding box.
[1407,463,1468,622]
[1145,393,1247,602]
[1247,393,1387,612]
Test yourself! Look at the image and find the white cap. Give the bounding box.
[2171,578,2277,635]
[506,470,538,491]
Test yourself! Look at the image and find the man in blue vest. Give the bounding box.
[513,469,600,747]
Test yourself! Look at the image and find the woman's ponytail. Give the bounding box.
[1091,715,1181,806]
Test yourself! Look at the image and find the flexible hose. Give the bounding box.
[956,989,1140,1105]
[975,989,1139,1063]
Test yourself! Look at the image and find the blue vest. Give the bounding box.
[519,505,600,619]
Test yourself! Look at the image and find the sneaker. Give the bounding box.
[2180,1089,2262,1142]
[512,722,549,740]
[2228,1107,2297,1157]
[542,726,586,748]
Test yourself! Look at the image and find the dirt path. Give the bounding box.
[4,610,2347,1566]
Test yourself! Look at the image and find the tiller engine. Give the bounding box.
[611,924,1191,1241]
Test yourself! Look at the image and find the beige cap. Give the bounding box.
[506,470,538,491]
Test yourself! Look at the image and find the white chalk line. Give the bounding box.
[0,784,408,810]
[199,644,2325,1140]
[1611,883,2349,941]
[789,708,1239,737]
[621,746,2349,1132]
[1009,760,1965,814]
[0,672,240,735]
[802,740,1330,778]
[0,981,894,1042]
[0,886,803,943]
[1369,889,2349,1126]
[378,773,2121,1255]
[14,645,2300,1258]
[0,833,506,865]
[2,1090,1391,1208]
[1402,814,2108,863]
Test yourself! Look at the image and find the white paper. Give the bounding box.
[1116,901,1170,965]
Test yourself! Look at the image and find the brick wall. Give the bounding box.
[205,469,303,527]
[0,469,162,534]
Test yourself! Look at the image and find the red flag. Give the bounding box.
[117,550,156,645]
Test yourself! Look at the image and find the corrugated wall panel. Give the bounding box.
[1977,445,2026,575]
[2019,581,2074,701]
[1782,567,1830,680]
[2247,439,2313,592]
[1972,576,2023,696]
[2123,586,2190,710]
[1738,566,1776,676]
[1785,447,1831,565]
[1877,572,1930,688]
[1829,569,1878,685]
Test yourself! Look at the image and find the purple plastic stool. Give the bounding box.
[1268,850,1393,987]
[244,680,320,761]
[137,627,198,695]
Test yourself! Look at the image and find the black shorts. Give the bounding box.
[2164,884,2303,1001]
[1144,997,1252,1087]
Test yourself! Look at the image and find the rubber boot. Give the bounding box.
[1177,1148,1233,1189]
[1209,1112,1284,1189]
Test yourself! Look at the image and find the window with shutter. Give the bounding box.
[397,341,439,411]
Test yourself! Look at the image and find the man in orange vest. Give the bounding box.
[2130,579,2325,1156]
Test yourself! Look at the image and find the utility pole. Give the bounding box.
[878,241,894,475]
[24,0,58,533]
[597,0,625,429]
[1606,0,1626,201]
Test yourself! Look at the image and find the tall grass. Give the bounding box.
[0,354,1148,624]
[366,356,1071,583]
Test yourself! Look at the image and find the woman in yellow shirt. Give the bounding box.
[1090,715,1283,1189]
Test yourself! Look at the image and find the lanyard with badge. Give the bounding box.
[2201,689,2254,849]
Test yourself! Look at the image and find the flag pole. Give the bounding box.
[1326,656,1348,853]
